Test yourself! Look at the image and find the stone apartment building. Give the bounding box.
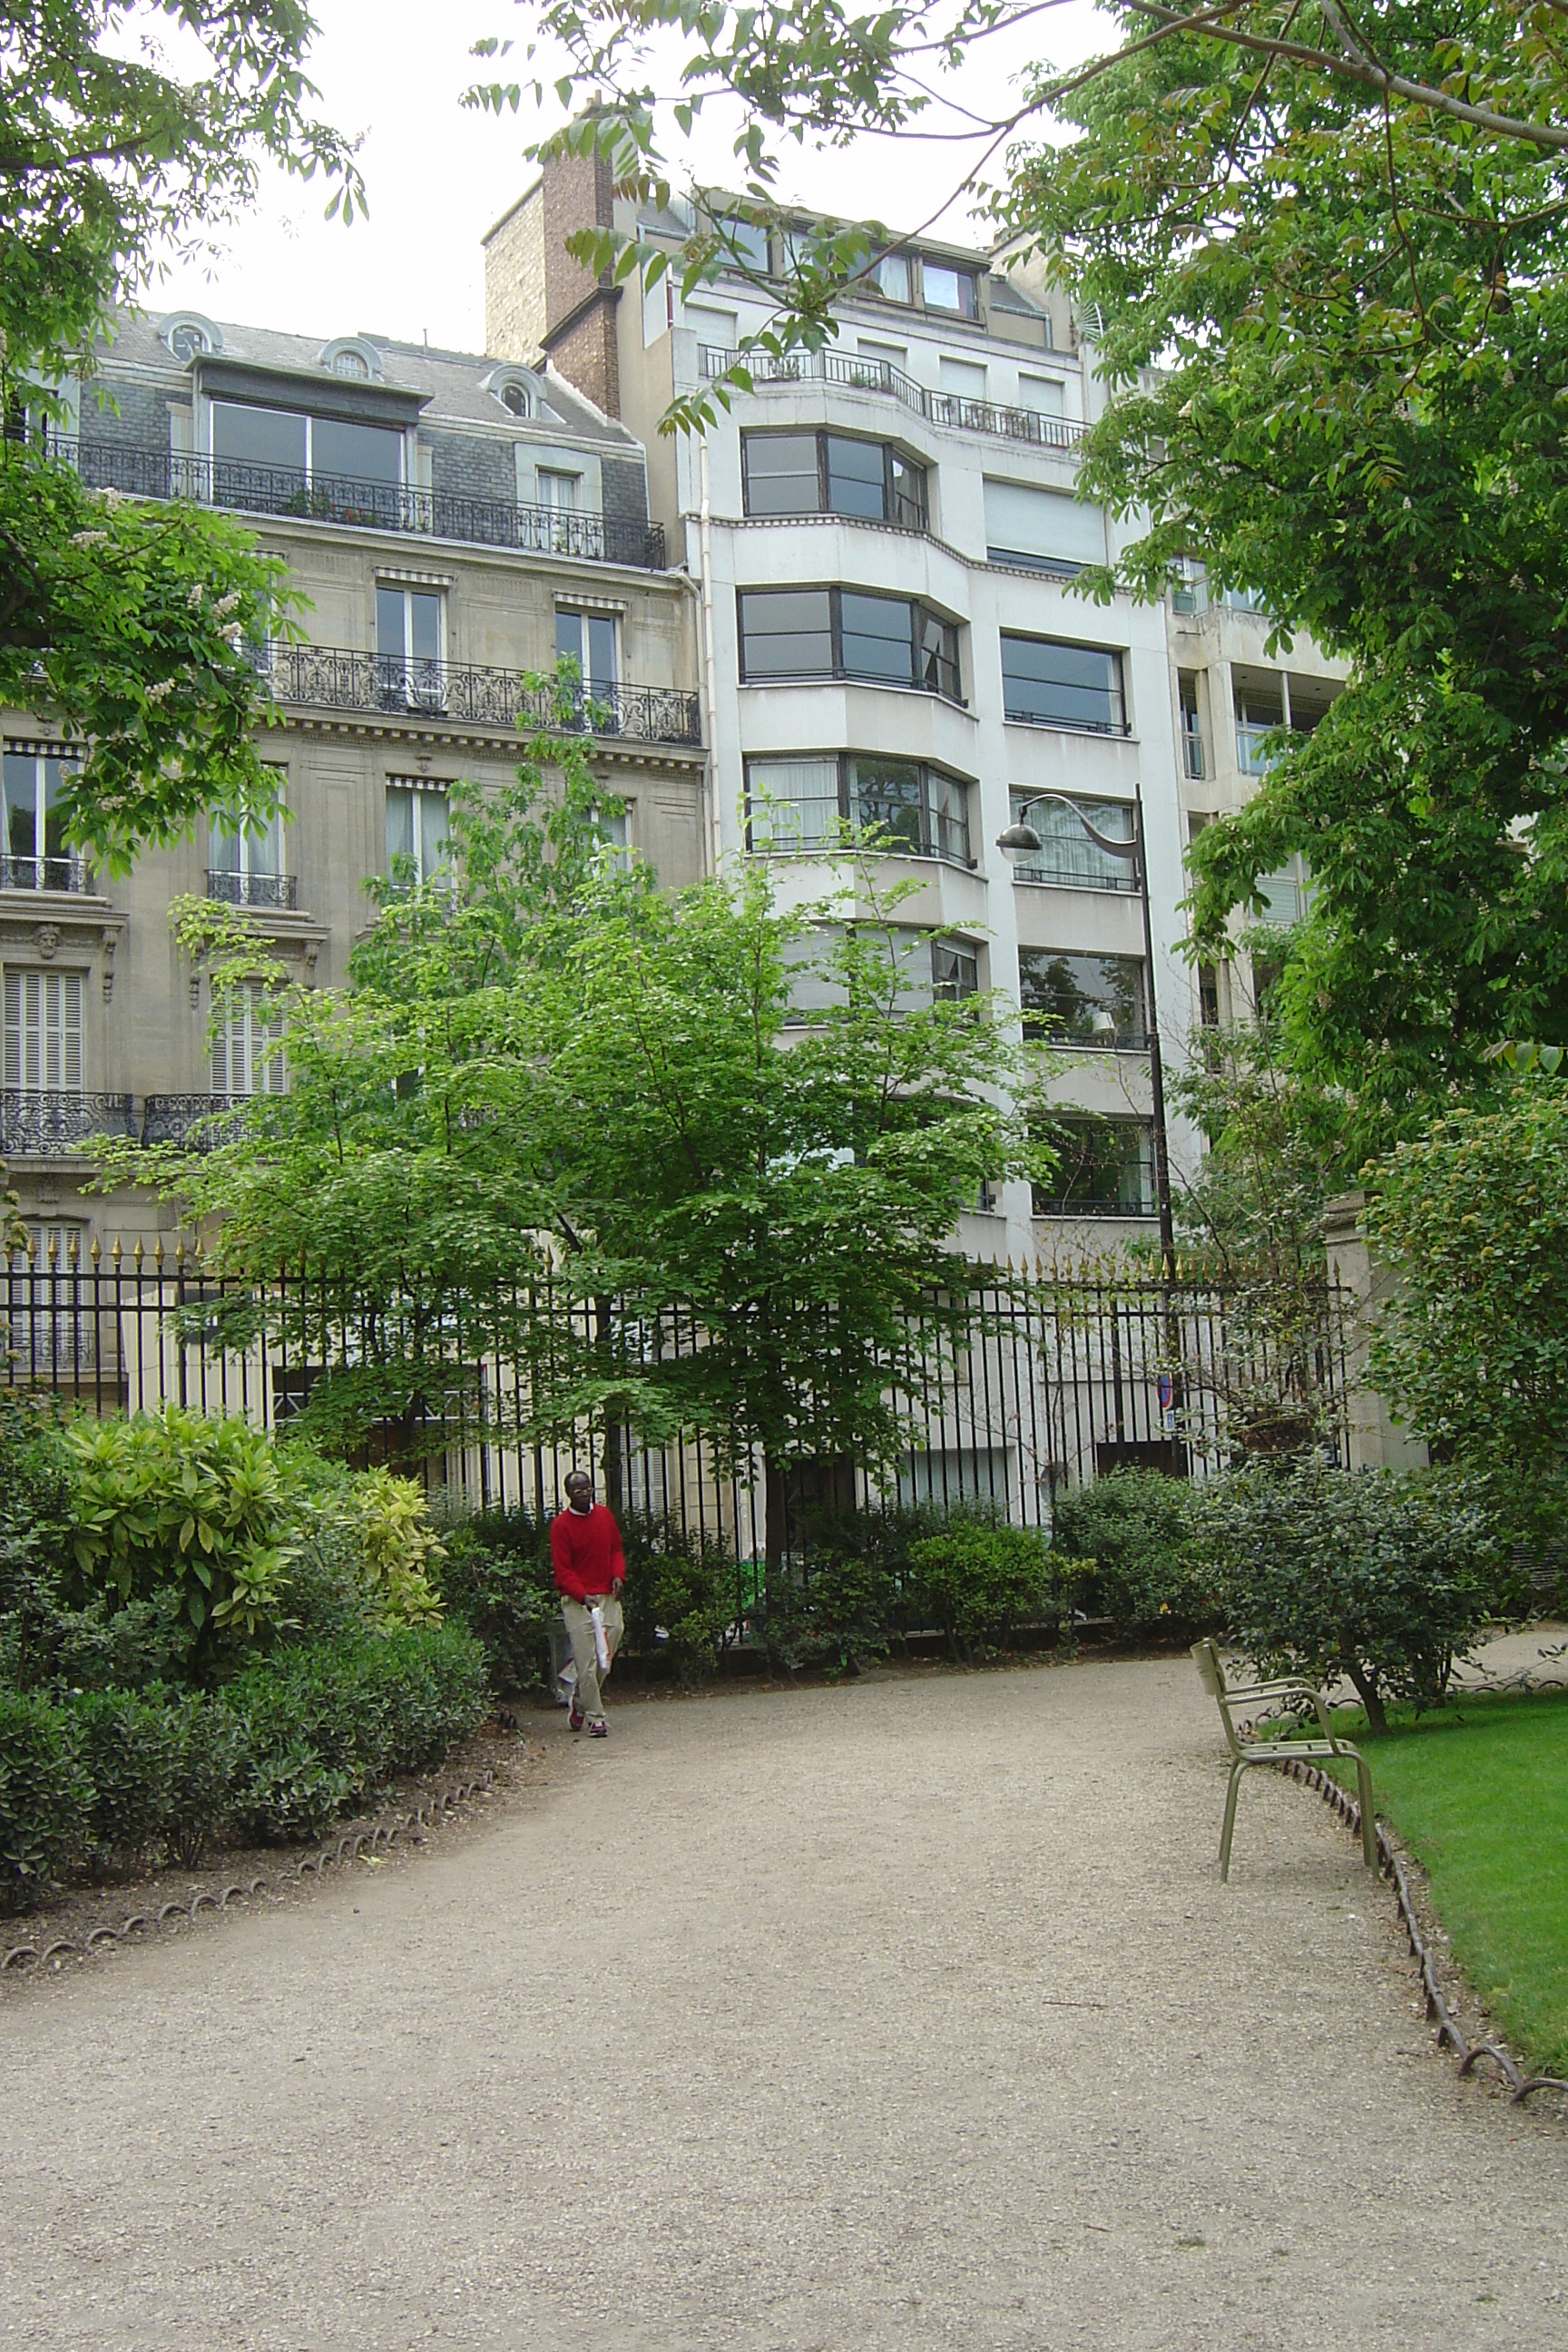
[485,159,1348,1268]
[3,307,706,1256]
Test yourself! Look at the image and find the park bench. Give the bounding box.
[1190,1638,1377,1883]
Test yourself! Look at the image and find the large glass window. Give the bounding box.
[737,590,960,701]
[931,941,978,1001]
[873,251,913,303]
[211,788,287,907]
[1018,951,1147,1047]
[1001,635,1127,733]
[1007,789,1137,892]
[922,262,976,317]
[210,401,401,503]
[1033,1118,1155,1218]
[718,215,770,271]
[4,969,82,1092]
[377,584,445,710]
[556,608,617,701]
[386,780,451,888]
[984,480,1106,575]
[3,750,79,889]
[740,432,926,530]
[745,754,971,864]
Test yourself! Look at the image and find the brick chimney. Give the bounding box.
[484,144,621,416]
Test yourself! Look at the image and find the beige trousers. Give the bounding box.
[562,1592,624,1725]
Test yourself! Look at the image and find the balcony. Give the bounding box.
[269,645,703,747]
[44,437,668,570]
[699,345,1087,455]
[0,1092,134,1155]
[140,1094,244,1150]
[0,853,90,893]
[206,870,300,909]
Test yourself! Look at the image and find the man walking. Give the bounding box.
[551,1468,626,1738]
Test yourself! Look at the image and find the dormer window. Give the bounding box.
[160,311,220,365]
[484,368,538,419]
[318,337,383,382]
[501,382,529,416]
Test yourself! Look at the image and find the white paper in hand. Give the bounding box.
[590,1603,611,1673]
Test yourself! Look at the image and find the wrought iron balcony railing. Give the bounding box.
[268,644,704,747]
[0,1092,134,1155]
[698,345,1089,455]
[40,436,668,570]
[0,853,89,893]
[140,1094,245,1150]
[205,870,300,909]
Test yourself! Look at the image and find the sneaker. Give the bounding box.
[587,1720,609,1739]
[568,1699,583,1732]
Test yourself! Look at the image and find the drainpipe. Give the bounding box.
[699,435,721,876]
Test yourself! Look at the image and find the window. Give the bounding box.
[901,1448,1011,1509]
[984,480,1105,574]
[499,383,530,417]
[938,355,987,406]
[210,403,401,504]
[718,215,770,271]
[537,469,578,511]
[330,349,369,379]
[873,251,913,303]
[556,609,618,701]
[386,780,450,888]
[740,432,926,529]
[1179,673,1205,779]
[377,584,445,710]
[1255,853,1310,927]
[745,755,971,864]
[1001,635,1127,733]
[1235,684,1285,775]
[1019,950,1146,1048]
[1007,789,1136,891]
[1199,963,1220,1028]
[931,941,978,1001]
[1033,1118,1155,1218]
[5,970,83,1093]
[923,262,976,318]
[211,797,287,906]
[212,982,285,1097]
[3,749,80,889]
[1171,556,1207,616]
[737,589,960,701]
[8,1219,97,1374]
[1019,374,1066,417]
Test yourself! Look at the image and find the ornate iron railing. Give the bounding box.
[0,854,89,893]
[40,436,668,569]
[268,644,703,747]
[698,345,1088,454]
[140,1094,245,1150]
[0,1092,134,1155]
[205,871,300,909]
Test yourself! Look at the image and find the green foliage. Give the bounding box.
[906,1518,1059,1662]
[0,1689,92,1910]
[62,1406,299,1651]
[436,1508,554,1694]
[1200,1463,1510,1733]
[759,1552,897,1676]
[618,1514,731,1685]
[1051,1471,1219,1642]
[1365,1088,1568,1466]
[351,1469,446,1630]
[72,1689,178,1871]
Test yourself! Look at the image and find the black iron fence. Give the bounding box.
[269,643,702,748]
[698,345,1089,455]
[2,1242,1353,1559]
[0,1093,134,1156]
[44,436,668,570]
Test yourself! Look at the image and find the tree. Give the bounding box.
[472,4,1568,1135]
[3,0,361,865]
[102,710,1048,1573]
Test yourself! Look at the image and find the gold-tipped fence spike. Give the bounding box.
[132,1237,144,1269]
[174,1236,186,1269]
[152,1236,163,1273]
[67,1230,79,1269]
[90,1234,101,1269]
[111,1235,122,1269]
[46,1231,58,1269]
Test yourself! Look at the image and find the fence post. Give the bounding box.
[1322,1191,1429,1471]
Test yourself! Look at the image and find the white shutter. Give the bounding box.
[55,975,82,1092]
[939,356,987,400]
[3,972,20,1089]
[3,972,80,1091]
[984,479,1107,568]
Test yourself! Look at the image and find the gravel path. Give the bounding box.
[4,1655,1565,2350]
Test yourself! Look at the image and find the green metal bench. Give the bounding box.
[1191,1638,1377,1882]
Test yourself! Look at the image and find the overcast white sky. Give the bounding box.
[141,0,1107,354]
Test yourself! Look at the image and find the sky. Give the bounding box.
[141,0,1108,356]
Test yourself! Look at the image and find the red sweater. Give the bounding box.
[551,1503,627,1603]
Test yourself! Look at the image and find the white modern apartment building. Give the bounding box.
[485,159,1220,1265]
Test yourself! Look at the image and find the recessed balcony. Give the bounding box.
[699,345,1087,456]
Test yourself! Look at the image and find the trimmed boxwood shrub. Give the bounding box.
[907,1518,1059,1662]
[1050,1469,1220,1643]
[0,1690,92,1911]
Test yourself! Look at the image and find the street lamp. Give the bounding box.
[997,786,1177,1269]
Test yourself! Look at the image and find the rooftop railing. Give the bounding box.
[698,346,1088,455]
[268,644,703,747]
[39,436,668,569]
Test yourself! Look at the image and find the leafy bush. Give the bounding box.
[619,1517,733,1685]
[0,1690,92,1911]
[352,1468,446,1630]
[437,1507,554,1693]
[1051,1469,1220,1642]
[759,1550,897,1675]
[63,1406,300,1651]
[907,1518,1060,1661]
[1199,1462,1510,1732]
[73,1690,177,1871]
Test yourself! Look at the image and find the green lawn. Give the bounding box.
[1325,1689,1568,2075]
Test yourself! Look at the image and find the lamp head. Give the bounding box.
[996,819,1043,858]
